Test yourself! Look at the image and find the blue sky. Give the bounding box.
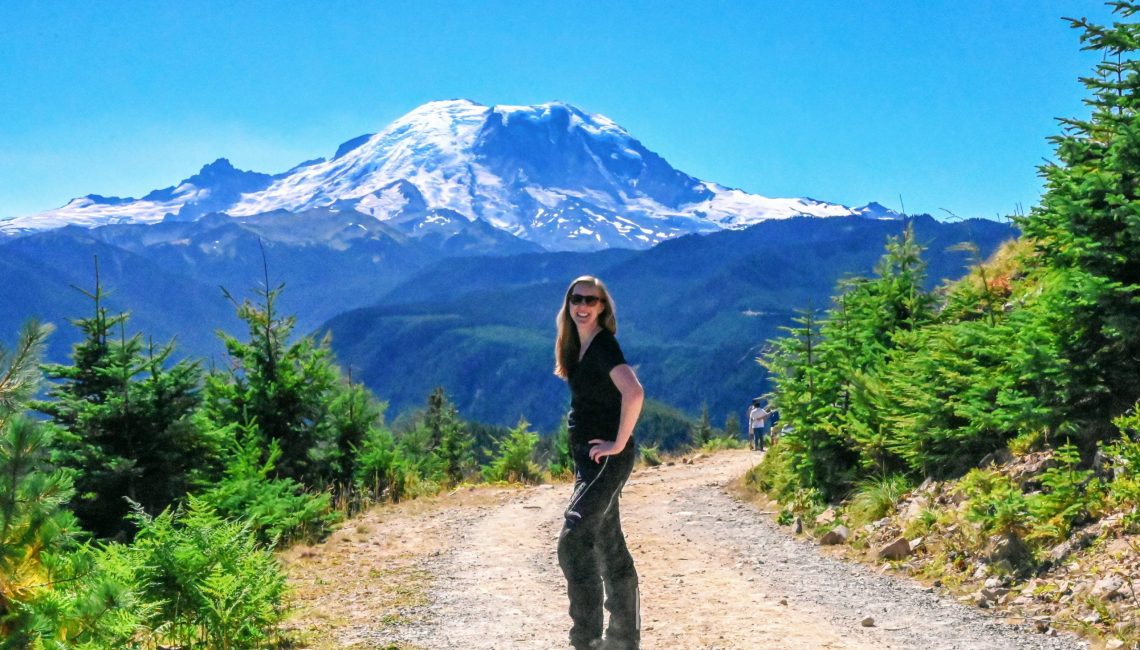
[0,1,1120,221]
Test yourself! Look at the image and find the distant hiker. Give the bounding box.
[748,399,769,451]
[555,275,644,650]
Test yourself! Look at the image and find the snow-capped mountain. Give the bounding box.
[1,100,898,250]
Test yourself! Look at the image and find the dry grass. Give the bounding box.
[278,484,522,649]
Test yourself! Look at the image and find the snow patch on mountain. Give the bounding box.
[852,201,906,220]
[228,100,492,219]
[1,99,893,249]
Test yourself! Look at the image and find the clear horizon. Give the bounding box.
[0,1,1120,222]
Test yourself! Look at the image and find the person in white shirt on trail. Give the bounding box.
[748,399,769,451]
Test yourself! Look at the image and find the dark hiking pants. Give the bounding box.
[558,441,640,650]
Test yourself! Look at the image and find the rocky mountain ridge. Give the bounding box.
[1,100,899,250]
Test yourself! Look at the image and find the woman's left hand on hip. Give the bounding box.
[588,439,624,463]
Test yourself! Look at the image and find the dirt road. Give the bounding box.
[283,449,1088,650]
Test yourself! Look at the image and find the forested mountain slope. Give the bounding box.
[323,214,1014,430]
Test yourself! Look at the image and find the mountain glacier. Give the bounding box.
[1,100,896,250]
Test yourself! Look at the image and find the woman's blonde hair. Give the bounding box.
[554,275,618,379]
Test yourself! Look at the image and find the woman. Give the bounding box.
[554,275,644,650]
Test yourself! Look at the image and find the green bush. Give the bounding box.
[6,541,155,650]
[757,3,1140,506]
[200,425,338,545]
[746,439,798,501]
[545,424,573,477]
[1025,443,1105,545]
[395,422,445,486]
[772,486,824,528]
[482,418,543,484]
[400,471,444,500]
[959,469,1032,538]
[354,425,409,503]
[1109,405,1140,529]
[127,496,288,649]
[639,445,662,467]
[788,487,824,522]
[1008,428,1048,456]
[903,507,940,539]
[956,445,1110,551]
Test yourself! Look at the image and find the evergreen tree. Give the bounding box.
[691,403,716,447]
[755,5,1140,509]
[424,386,450,450]
[35,270,209,537]
[425,387,475,485]
[0,322,144,648]
[395,420,445,486]
[1017,2,1140,436]
[881,319,1024,477]
[812,225,931,474]
[355,424,407,503]
[543,422,573,476]
[724,412,741,441]
[0,322,73,640]
[762,307,856,500]
[202,281,344,487]
[482,418,542,484]
[468,420,514,465]
[871,223,936,334]
[762,224,936,496]
[321,377,386,496]
[0,321,51,414]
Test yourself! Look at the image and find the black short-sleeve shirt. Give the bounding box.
[567,328,627,445]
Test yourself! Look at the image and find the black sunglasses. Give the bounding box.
[569,294,602,306]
